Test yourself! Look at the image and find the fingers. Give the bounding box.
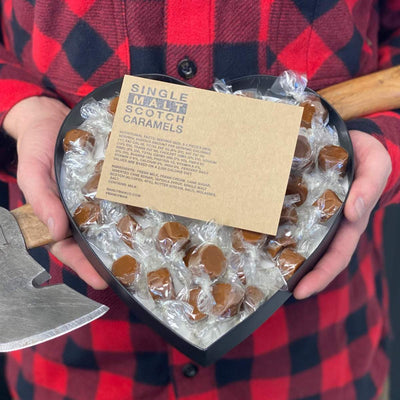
[293,217,364,299]
[344,130,391,223]
[48,239,108,290]
[294,130,392,299]
[7,97,105,290]
[11,97,71,242]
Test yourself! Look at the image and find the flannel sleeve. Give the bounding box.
[345,0,400,206]
[0,40,50,180]
[0,15,56,180]
[0,44,57,127]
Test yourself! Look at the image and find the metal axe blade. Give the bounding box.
[0,206,108,351]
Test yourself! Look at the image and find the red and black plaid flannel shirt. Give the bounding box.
[1,0,400,399]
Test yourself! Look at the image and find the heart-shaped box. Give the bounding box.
[54,74,354,366]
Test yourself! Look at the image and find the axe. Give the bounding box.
[0,204,108,351]
[1,66,399,351]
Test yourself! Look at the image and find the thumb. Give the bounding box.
[344,130,391,223]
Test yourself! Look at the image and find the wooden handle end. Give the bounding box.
[11,204,53,249]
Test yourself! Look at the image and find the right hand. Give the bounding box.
[3,96,108,289]
[294,130,391,299]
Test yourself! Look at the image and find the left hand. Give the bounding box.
[293,129,392,299]
[3,96,108,290]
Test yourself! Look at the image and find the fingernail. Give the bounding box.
[355,197,365,219]
[47,217,55,238]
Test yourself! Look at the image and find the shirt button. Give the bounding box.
[182,363,198,377]
[177,58,197,79]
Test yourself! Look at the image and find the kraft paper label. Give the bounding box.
[97,75,303,235]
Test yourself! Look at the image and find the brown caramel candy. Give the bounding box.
[157,222,190,254]
[300,95,328,128]
[82,173,100,199]
[94,160,104,174]
[212,283,244,318]
[312,189,342,222]
[188,244,227,280]
[279,205,298,225]
[116,215,140,248]
[301,102,315,128]
[112,255,140,286]
[187,287,207,321]
[63,128,95,152]
[291,135,314,173]
[285,175,308,206]
[126,205,146,217]
[244,286,265,312]
[147,268,175,301]
[183,245,197,267]
[236,264,247,285]
[277,248,305,280]
[266,235,297,258]
[318,145,349,175]
[232,228,266,252]
[73,201,101,229]
[109,96,119,114]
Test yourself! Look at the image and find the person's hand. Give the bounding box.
[294,129,392,299]
[3,96,108,289]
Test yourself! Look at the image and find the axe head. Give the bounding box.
[0,207,108,351]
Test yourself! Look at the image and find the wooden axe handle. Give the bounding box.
[318,65,400,120]
[10,66,400,249]
[11,204,54,249]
